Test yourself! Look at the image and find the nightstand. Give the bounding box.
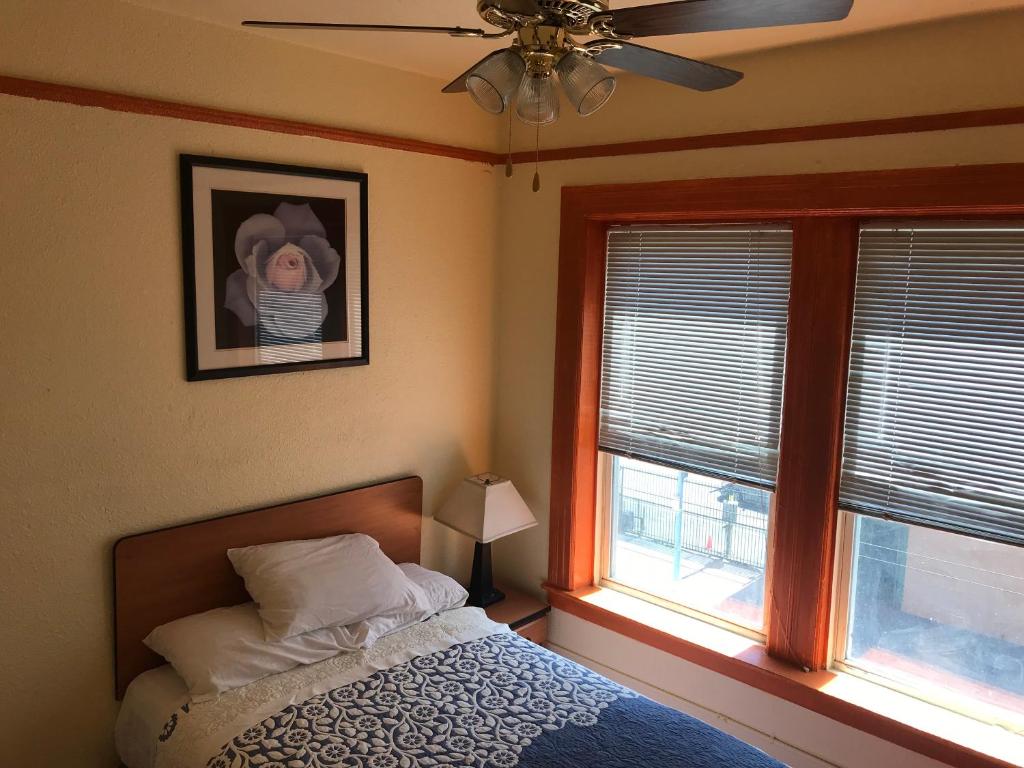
[484,585,551,646]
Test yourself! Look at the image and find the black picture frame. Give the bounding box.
[180,154,369,381]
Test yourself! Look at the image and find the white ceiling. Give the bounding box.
[128,0,1024,82]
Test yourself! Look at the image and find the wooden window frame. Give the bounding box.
[545,163,1024,768]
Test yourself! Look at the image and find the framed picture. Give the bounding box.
[180,154,368,381]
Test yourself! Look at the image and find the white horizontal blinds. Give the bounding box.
[600,225,792,490]
[841,221,1024,546]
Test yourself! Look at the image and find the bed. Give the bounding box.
[113,476,786,768]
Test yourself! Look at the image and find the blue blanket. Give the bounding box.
[200,632,785,768]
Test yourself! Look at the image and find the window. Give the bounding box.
[598,225,791,632]
[548,166,1024,766]
[837,221,1024,726]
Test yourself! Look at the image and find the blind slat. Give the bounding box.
[840,220,1024,546]
[599,224,791,488]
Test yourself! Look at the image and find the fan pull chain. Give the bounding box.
[533,119,541,193]
[505,109,514,178]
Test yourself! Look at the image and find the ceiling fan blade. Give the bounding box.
[242,21,490,37]
[595,0,853,38]
[589,42,742,91]
[442,50,509,94]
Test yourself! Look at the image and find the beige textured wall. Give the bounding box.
[0,1,500,765]
[0,104,498,764]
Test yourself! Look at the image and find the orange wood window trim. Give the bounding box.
[766,219,859,669]
[4,75,1024,169]
[548,207,609,590]
[547,586,1020,768]
[548,162,1024,766]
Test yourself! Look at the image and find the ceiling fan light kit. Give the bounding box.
[517,72,561,125]
[243,0,854,189]
[557,51,617,116]
[466,50,528,114]
[482,26,609,125]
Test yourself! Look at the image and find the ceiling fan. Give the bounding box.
[243,0,853,187]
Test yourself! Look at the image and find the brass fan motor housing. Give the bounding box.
[517,24,573,75]
[477,0,609,35]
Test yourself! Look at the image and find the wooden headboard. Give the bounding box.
[112,476,422,698]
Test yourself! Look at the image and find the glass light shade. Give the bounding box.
[466,50,526,115]
[557,51,616,116]
[515,73,560,126]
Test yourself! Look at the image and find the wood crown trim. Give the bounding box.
[0,74,501,165]
[511,105,1024,164]
[3,75,1023,167]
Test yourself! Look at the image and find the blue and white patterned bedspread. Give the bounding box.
[182,631,784,768]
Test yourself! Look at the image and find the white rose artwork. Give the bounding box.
[181,155,367,381]
[225,202,343,340]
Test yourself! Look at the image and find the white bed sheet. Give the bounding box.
[115,607,505,768]
[115,664,190,768]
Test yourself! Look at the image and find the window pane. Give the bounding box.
[845,515,1024,724]
[607,455,770,631]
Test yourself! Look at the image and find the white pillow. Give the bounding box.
[398,563,468,612]
[143,602,370,702]
[227,533,425,640]
[143,563,465,701]
[358,565,470,646]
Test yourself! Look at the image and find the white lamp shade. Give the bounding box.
[435,474,538,543]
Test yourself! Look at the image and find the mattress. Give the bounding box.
[115,663,190,768]
[116,606,785,768]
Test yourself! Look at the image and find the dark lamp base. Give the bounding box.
[466,541,505,608]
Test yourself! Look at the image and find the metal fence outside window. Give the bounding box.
[613,459,770,572]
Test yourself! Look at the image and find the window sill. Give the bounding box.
[544,584,1024,768]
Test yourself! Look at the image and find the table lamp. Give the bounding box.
[434,473,538,607]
